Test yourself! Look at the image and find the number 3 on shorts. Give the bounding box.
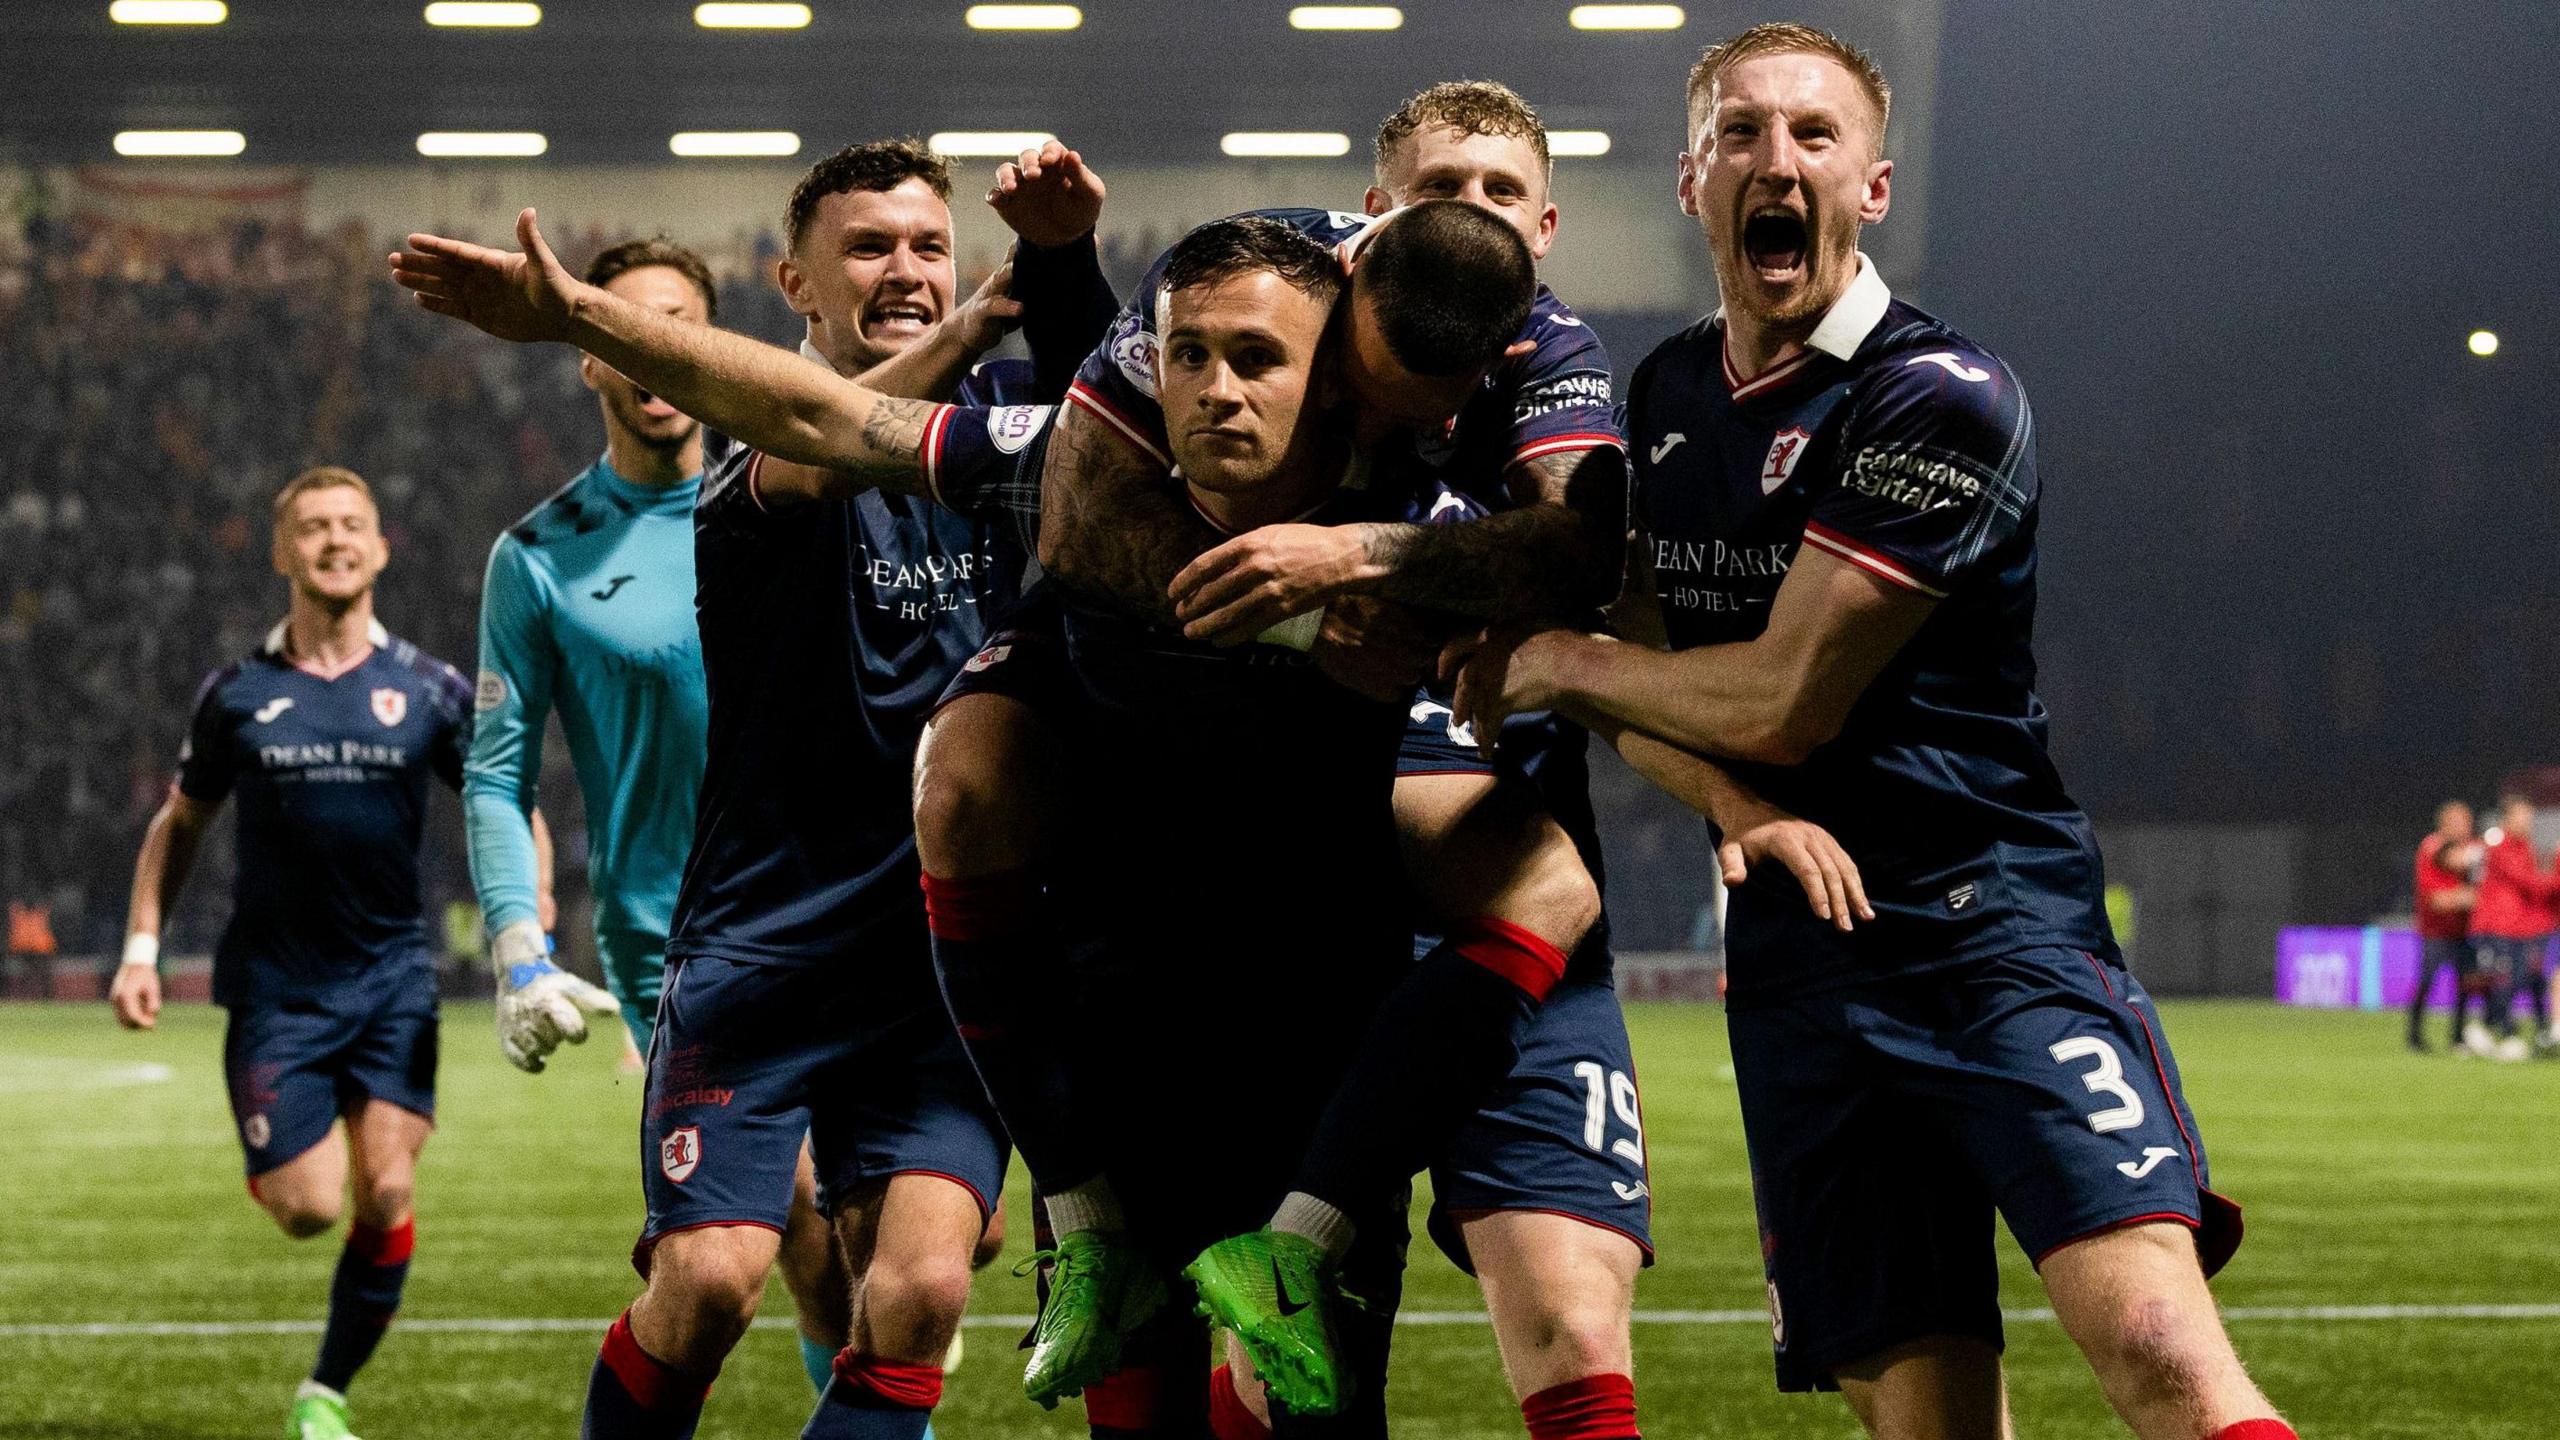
[2048,1035,2146,1134]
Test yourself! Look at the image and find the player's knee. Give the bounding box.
[267,1196,340,1240]
[649,1233,775,1332]
[352,1177,412,1230]
[1512,1293,1629,1377]
[913,722,1017,875]
[2076,1292,2222,1396]
[863,1247,977,1333]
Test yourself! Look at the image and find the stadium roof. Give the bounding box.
[2,1,1935,168]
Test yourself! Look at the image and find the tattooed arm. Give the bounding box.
[1035,399,1221,623]
[1167,442,1626,644]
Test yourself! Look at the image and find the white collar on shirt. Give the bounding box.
[263,616,389,657]
[1713,251,1893,359]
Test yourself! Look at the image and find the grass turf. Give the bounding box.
[0,999,2553,1438]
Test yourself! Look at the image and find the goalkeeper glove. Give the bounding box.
[490,919,620,1074]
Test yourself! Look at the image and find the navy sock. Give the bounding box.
[922,869,1102,1190]
[584,1310,709,1440]
[309,1216,412,1394]
[1292,918,1568,1212]
[802,1351,941,1440]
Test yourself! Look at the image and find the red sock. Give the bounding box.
[829,1351,945,1410]
[599,1310,711,1412]
[1522,1373,1639,1440]
[345,1215,416,1265]
[1085,1364,1169,1433]
[2211,1423,2297,1440]
[1207,1364,1272,1440]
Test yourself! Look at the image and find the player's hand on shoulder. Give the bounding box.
[489,919,620,1074]
[987,140,1106,247]
[391,207,585,345]
[948,255,1026,354]
[1172,523,1382,646]
[1714,792,1873,933]
[109,940,162,1031]
[1313,598,1437,703]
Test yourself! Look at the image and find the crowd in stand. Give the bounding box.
[0,211,1712,961]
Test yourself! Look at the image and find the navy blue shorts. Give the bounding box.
[934,587,1076,724]
[636,944,1007,1270]
[1728,945,2239,1392]
[222,963,438,1178]
[1427,979,1653,1272]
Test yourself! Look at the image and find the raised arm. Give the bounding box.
[111,789,215,1031]
[392,210,944,492]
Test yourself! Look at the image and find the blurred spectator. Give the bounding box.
[2466,795,2555,1060]
[2408,800,2481,1051]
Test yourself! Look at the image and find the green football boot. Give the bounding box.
[287,1383,359,1440]
[1019,1230,1170,1410]
[1184,1229,1346,1419]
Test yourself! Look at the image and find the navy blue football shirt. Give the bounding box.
[176,619,472,1004]
[666,359,1035,969]
[1625,256,2114,1001]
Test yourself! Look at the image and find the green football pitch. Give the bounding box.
[3,999,2554,1438]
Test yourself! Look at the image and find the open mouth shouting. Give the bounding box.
[1741,205,1809,286]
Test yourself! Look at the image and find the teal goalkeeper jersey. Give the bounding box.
[464,456,707,983]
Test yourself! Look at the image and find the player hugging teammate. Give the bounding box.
[360,23,2292,1440]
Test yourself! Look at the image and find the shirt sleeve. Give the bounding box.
[1802,344,2035,600]
[928,402,1055,544]
[1503,301,1625,468]
[173,668,234,804]
[462,535,556,936]
[1010,232,1124,404]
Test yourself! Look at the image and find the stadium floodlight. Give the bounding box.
[1547,130,1611,156]
[1221,132,1354,158]
[1568,4,1684,29]
[417,131,548,157]
[424,3,542,25]
[109,0,228,22]
[693,3,811,27]
[1289,6,1403,29]
[670,131,803,157]
[113,130,246,156]
[964,5,1082,29]
[927,131,1061,157]
[2468,329,2499,357]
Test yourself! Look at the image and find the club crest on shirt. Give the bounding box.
[660,1125,701,1183]
[1761,427,1813,494]
[370,687,408,728]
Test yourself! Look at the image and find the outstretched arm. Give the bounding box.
[391,210,942,491]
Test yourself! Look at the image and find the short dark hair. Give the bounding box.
[786,138,952,253]
[1353,201,1534,376]
[1157,216,1344,310]
[583,237,718,321]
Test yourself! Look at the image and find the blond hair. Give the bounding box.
[271,465,375,533]
[1375,79,1550,177]
[1688,22,1890,150]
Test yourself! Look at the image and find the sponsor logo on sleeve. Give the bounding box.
[474,670,507,713]
[1906,351,1991,382]
[1841,445,1987,513]
[986,405,1052,455]
[370,687,409,728]
[1107,313,1160,400]
[1512,369,1613,423]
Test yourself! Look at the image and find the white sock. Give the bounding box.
[1043,1176,1124,1236]
[1271,1190,1357,1263]
[294,1379,345,1404]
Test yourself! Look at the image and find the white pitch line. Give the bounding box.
[7,1304,2559,1340]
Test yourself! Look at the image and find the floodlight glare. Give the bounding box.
[670,131,802,157]
[2468,329,2499,357]
[965,5,1081,29]
[424,2,541,25]
[1569,4,1684,29]
[113,130,246,157]
[1547,130,1611,156]
[109,1,228,22]
[416,131,549,157]
[1221,132,1354,158]
[927,131,1061,157]
[1289,6,1403,29]
[694,3,811,27]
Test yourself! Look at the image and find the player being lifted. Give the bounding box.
[1443,24,2296,1440]
[398,138,1108,1440]
[110,467,478,1440]
[463,235,876,1399]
